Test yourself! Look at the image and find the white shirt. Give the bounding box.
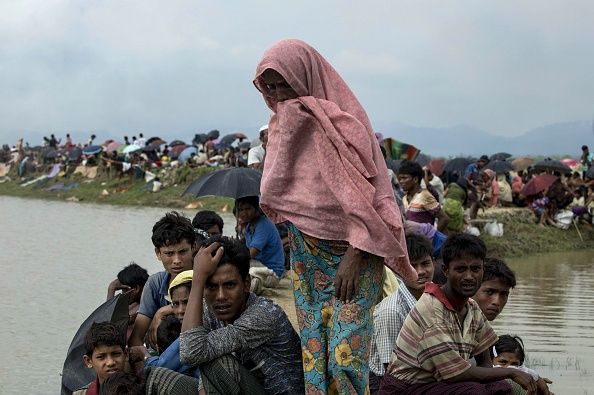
[247,145,265,166]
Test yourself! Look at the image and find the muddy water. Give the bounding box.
[0,196,592,394]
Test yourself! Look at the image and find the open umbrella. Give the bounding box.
[104,141,122,153]
[521,174,558,196]
[122,144,142,154]
[178,146,198,163]
[169,140,186,147]
[415,153,431,167]
[484,160,514,174]
[169,144,188,159]
[444,157,474,173]
[183,168,262,199]
[490,152,512,161]
[146,137,166,146]
[533,159,571,175]
[82,145,103,155]
[386,159,402,172]
[61,293,130,395]
[512,157,533,171]
[426,159,445,176]
[142,144,159,153]
[68,147,82,163]
[206,129,220,141]
[42,148,58,160]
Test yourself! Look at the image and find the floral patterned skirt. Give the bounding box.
[288,223,383,395]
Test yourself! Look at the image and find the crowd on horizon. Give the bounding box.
[6,39,593,395]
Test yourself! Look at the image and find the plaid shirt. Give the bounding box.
[387,283,497,383]
[369,279,417,376]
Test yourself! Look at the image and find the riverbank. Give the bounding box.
[1,171,593,258]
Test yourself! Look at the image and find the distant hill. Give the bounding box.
[375,120,593,157]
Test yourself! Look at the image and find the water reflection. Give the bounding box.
[0,196,592,394]
[492,251,594,394]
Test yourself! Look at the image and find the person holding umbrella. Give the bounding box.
[253,39,413,394]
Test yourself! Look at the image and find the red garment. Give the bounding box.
[253,39,414,281]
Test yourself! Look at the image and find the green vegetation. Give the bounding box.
[478,209,594,258]
[2,167,593,259]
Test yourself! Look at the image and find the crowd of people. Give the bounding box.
[52,39,578,395]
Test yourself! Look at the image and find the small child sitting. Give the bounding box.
[491,335,553,391]
[156,315,181,355]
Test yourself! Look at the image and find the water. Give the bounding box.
[0,196,593,394]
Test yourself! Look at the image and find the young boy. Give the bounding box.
[381,233,537,394]
[235,195,285,289]
[180,236,304,395]
[368,233,435,394]
[128,211,197,349]
[74,322,128,395]
[472,257,516,322]
[192,210,224,238]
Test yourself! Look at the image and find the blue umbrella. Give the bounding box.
[82,145,102,155]
[178,146,198,163]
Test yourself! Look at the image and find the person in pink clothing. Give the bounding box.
[253,39,414,394]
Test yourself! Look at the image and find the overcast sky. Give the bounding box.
[1,0,593,145]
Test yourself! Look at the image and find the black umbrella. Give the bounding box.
[533,159,572,175]
[61,293,130,395]
[169,140,186,147]
[415,153,431,167]
[490,152,512,161]
[68,147,82,163]
[183,168,262,199]
[484,160,514,174]
[142,144,159,153]
[386,159,402,172]
[444,157,475,173]
[146,136,166,145]
[217,134,239,149]
[42,147,58,160]
[238,141,252,150]
[193,133,209,145]
[206,129,220,141]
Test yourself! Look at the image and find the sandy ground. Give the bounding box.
[261,274,299,330]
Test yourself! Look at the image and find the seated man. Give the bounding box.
[106,263,149,340]
[380,234,536,395]
[368,233,435,394]
[397,160,449,232]
[129,211,197,349]
[192,210,224,239]
[180,236,304,395]
[235,195,285,290]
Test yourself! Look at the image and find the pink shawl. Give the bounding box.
[253,39,415,281]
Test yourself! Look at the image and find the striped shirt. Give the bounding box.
[387,283,497,383]
[369,279,417,376]
[180,293,304,395]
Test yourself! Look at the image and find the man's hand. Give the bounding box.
[334,247,365,303]
[194,242,224,278]
[536,377,554,395]
[107,279,131,300]
[511,369,538,394]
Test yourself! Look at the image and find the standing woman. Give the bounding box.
[253,39,416,394]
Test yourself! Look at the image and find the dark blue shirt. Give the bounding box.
[244,216,285,278]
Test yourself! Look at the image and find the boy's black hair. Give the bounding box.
[117,263,149,288]
[84,322,126,357]
[396,160,424,184]
[202,235,251,280]
[151,211,196,249]
[156,315,182,354]
[235,195,260,210]
[192,210,224,233]
[483,257,516,288]
[491,335,525,365]
[441,233,486,267]
[100,371,144,395]
[405,233,433,262]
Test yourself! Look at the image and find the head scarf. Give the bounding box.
[253,39,414,281]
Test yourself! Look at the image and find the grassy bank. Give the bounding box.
[2,170,593,259]
[0,166,234,211]
[478,208,594,258]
